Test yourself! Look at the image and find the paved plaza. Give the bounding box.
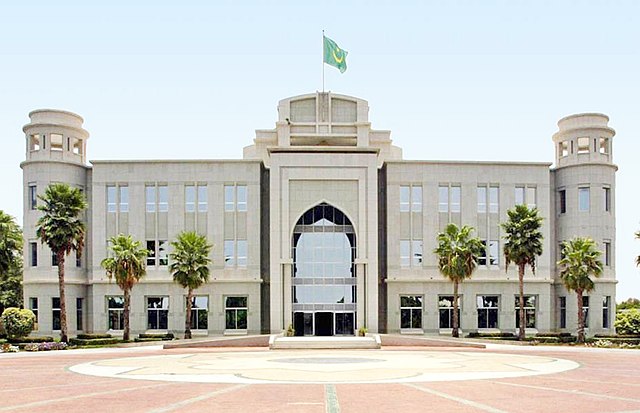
[1,342,640,412]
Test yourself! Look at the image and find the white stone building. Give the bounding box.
[20,92,617,337]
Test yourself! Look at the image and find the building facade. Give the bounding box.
[20,92,617,337]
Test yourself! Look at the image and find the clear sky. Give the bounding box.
[1,1,639,300]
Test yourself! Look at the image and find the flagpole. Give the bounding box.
[322,30,325,92]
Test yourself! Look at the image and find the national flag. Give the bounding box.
[323,36,348,73]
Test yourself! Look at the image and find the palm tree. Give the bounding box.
[558,237,603,344]
[169,231,212,339]
[0,211,23,313]
[434,223,484,338]
[36,183,86,342]
[101,234,148,341]
[502,204,543,340]
[0,211,22,276]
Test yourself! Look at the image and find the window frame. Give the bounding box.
[225,296,248,330]
[107,296,125,330]
[400,295,423,329]
[515,295,537,329]
[477,295,499,329]
[187,295,209,330]
[438,295,460,329]
[578,187,590,212]
[147,296,170,330]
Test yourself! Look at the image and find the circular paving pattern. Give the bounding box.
[69,350,580,384]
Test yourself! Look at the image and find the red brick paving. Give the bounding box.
[1,346,640,412]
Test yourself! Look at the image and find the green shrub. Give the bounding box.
[76,333,112,340]
[8,335,54,344]
[69,337,122,346]
[466,332,516,339]
[0,308,35,339]
[138,333,174,340]
[615,309,640,335]
[535,332,573,338]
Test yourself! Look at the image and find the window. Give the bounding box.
[477,295,499,329]
[400,186,410,212]
[603,296,611,329]
[412,240,423,266]
[224,240,246,268]
[400,295,422,329]
[119,186,129,212]
[29,184,37,210]
[76,298,83,331]
[400,240,421,267]
[478,240,487,266]
[603,240,611,267]
[439,185,460,213]
[52,297,61,331]
[526,187,536,208]
[477,186,486,213]
[400,185,422,212]
[198,185,207,212]
[582,296,590,328]
[515,295,536,328]
[559,141,569,157]
[52,251,58,267]
[515,186,525,205]
[224,185,234,211]
[559,296,566,329]
[438,186,448,212]
[75,251,81,268]
[237,185,247,211]
[237,240,247,267]
[146,240,168,266]
[71,138,82,155]
[225,184,247,211]
[488,240,499,265]
[29,297,38,323]
[107,296,124,330]
[107,186,117,213]
[224,240,235,267]
[146,186,156,212]
[577,137,590,154]
[185,185,196,212]
[438,296,460,329]
[411,186,422,212]
[30,134,41,151]
[451,186,461,213]
[147,296,169,330]
[599,137,609,154]
[50,133,63,151]
[188,296,208,330]
[158,185,168,212]
[489,186,499,213]
[603,187,611,212]
[225,296,247,330]
[30,242,37,267]
[579,187,590,212]
[559,190,566,214]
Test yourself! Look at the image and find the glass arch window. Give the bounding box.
[292,203,356,335]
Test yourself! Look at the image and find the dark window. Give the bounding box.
[188,296,208,330]
[30,242,37,267]
[29,297,38,323]
[477,295,499,329]
[29,185,37,210]
[515,295,537,328]
[582,296,590,328]
[107,296,124,330]
[76,298,83,331]
[559,190,566,214]
[51,251,58,267]
[147,297,169,330]
[559,296,566,329]
[602,296,611,329]
[400,296,422,329]
[439,296,460,329]
[52,297,61,331]
[225,296,247,330]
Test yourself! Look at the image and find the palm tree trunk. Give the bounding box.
[577,289,585,344]
[185,288,193,339]
[452,281,459,338]
[123,288,131,341]
[518,262,525,341]
[57,250,68,343]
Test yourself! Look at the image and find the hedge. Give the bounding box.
[69,337,122,346]
[8,336,55,344]
[76,333,113,340]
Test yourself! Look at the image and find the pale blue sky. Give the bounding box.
[1,1,639,300]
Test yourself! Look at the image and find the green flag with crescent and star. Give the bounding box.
[323,36,348,73]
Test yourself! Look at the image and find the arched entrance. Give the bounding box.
[292,203,356,336]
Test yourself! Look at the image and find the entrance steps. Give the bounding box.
[269,334,381,350]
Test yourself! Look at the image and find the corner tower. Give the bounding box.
[551,113,616,333]
[21,109,91,334]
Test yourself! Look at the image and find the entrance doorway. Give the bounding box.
[292,203,357,336]
[293,311,355,336]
